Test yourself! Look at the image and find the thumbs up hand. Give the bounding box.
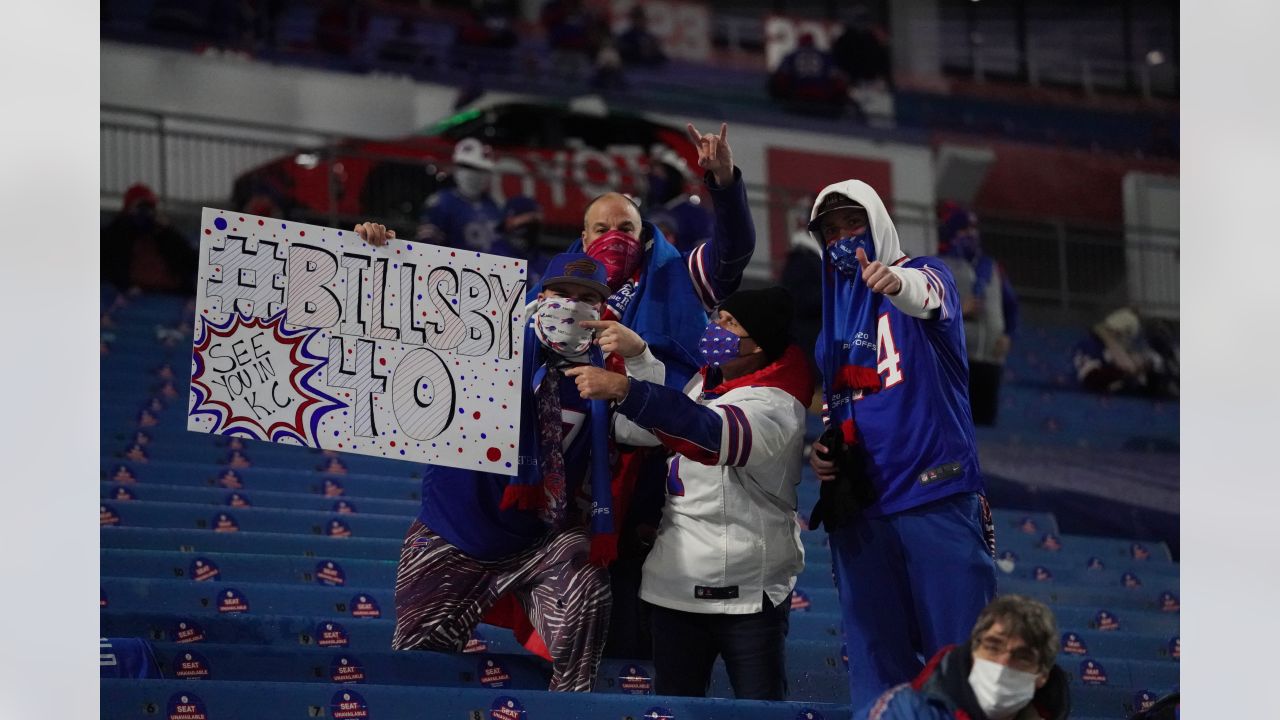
[856,246,902,295]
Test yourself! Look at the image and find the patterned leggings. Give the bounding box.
[392,521,612,691]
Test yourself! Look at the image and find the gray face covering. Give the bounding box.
[454,167,493,199]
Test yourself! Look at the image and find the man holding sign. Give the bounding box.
[390,253,657,692]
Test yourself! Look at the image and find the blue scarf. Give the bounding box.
[558,222,708,390]
[816,235,884,444]
[501,327,615,542]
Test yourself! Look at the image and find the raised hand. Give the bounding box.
[353,222,396,247]
[856,247,902,296]
[564,365,631,401]
[580,319,646,358]
[684,122,734,187]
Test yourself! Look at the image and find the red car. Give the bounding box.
[232,100,701,236]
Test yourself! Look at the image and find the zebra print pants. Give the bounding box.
[392,520,612,691]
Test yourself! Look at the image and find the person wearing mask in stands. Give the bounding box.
[417,137,517,258]
[101,182,199,295]
[358,121,757,660]
[390,253,639,692]
[855,595,1069,720]
[935,204,1019,426]
[566,286,813,700]
[806,181,996,707]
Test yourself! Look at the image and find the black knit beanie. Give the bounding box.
[718,286,793,361]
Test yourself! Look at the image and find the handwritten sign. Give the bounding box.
[188,208,526,475]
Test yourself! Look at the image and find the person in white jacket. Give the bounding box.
[567,286,816,700]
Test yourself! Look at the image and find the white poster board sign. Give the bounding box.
[188,208,527,475]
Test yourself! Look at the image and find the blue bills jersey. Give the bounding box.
[822,257,984,517]
[419,189,518,258]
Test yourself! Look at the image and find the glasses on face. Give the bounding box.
[975,633,1041,674]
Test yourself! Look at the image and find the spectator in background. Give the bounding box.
[854,595,1070,720]
[1072,307,1178,399]
[831,12,893,90]
[935,204,1019,426]
[417,138,517,258]
[778,195,824,407]
[456,0,519,50]
[101,183,199,296]
[314,0,370,58]
[504,195,553,285]
[590,39,628,92]
[768,33,848,118]
[541,0,604,81]
[615,4,667,68]
[644,146,713,254]
[378,16,426,67]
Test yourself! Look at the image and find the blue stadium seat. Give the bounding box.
[101,679,851,720]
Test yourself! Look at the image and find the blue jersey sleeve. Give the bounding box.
[615,379,724,465]
[685,167,755,309]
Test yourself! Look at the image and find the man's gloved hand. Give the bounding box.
[808,425,876,532]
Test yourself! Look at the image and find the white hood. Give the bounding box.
[808,179,906,266]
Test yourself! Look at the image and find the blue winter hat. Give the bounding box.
[541,253,611,297]
[939,206,978,244]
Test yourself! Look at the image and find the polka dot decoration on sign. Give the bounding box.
[191,207,527,476]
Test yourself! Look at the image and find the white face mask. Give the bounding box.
[454,167,492,199]
[533,296,599,357]
[968,657,1038,720]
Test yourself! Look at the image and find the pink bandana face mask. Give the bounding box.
[585,230,643,291]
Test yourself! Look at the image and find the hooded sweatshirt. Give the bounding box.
[811,180,983,517]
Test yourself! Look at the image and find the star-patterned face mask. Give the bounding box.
[698,322,743,367]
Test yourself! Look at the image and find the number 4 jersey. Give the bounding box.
[818,256,984,517]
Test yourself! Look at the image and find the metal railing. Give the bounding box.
[101,105,1177,318]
